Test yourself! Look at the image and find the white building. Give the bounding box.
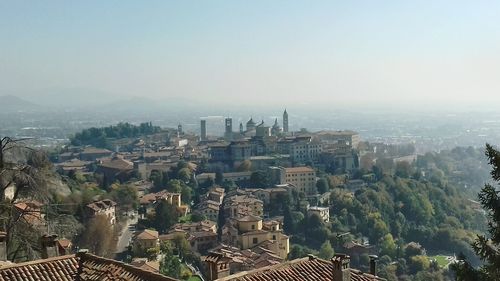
[307,206,330,222]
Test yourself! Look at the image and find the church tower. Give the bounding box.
[224,118,233,140]
[283,109,289,133]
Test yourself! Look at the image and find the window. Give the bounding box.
[272,235,276,240]
[253,238,258,244]
[252,224,255,230]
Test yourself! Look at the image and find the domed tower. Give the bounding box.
[272,118,281,136]
[246,117,256,131]
[283,109,289,133]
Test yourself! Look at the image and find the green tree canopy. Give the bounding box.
[452,144,500,280]
[153,201,179,233]
[318,240,334,260]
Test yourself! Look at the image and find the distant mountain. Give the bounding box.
[0,95,41,112]
[20,88,122,109]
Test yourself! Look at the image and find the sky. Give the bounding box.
[1,1,500,109]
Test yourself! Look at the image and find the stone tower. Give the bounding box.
[200,119,207,141]
[177,124,183,137]
[224,118,233,140]
[283,109,289,133]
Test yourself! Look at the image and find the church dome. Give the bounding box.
[246,118,256,126]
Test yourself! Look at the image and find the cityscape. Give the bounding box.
[1,1,499,281]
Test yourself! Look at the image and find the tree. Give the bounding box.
[288,245,317,260]
[149,170,163,190]
[237,160,252,172]
[153,201,179,233]
[452,144,500,280]
[318,240,334,260]
[316,178,329,194]
[215,170,223,185]
[283,206,296,234]
[0,137,52,260]
[166,179,183,193]
[395,161,412,178]
[178,168,192,183]
[79,214,116,257]
[107,183,138,211]
[172,234,191,258]
[408,255,430,274]
[249,171,269,188]
[160,241,181,279]
[379,233,397,258]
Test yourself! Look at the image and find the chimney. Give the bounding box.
[0,232,7,261]
[332,254,351,281]
[307,254,316,260]
[369,255,379,276]
[40,234,60,259]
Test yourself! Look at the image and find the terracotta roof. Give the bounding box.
[215,255,385,281]
[81,147,112,155]
[0,255,78,281]
[57,239,72,249]
[284,166,315,173]
[86,199,117,212]
[136,229,159,240]
[78,252,176,281]
[188,231,217,239]
[236,215,262,222]
[99,157,133,170]
[315,130,358,136]
[0,252,179,281]
[240,230,269,237]
[58,159,91,167]
[130,258,160,273]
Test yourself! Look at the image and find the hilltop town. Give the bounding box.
[0,109,490,281]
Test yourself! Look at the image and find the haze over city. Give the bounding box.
[1,1,500,110]
[3,2,500,281]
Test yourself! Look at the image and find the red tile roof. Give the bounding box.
[0,252,179,281]
[0,255,78,281]
[136,229,159,240]
[215,255,385,281]
[79,253,173,280]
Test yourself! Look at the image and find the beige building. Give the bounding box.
[85,199,117,225]
[234,216,289,259]
[290,138,323,164]
[140,191,181,209]
[223,193,264,219]
[315,130,361,149]
[172,220,217,233]
[307,206,330,222]
[283,167,317,195]
[204,244,283,281]
[134,229,160,253]
[195,200,221,222]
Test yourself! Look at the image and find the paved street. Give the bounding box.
[115,214,138,259]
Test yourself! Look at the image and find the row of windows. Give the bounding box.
[286,173,314,176]
[287,178,315,182]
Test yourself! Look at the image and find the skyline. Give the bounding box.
[1,1,500,109]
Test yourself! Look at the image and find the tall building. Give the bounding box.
[270,166,317,195]
[225,118,233,140]
[246,118,256,131]
[239,122,244,134]
[271,118,280,136]
[201,119,207,141]
[283,109,289,133]
[177,124,183,136]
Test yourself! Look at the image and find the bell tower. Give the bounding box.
[283,109,289,133]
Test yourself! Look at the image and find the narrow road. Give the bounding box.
[115,214,138,259]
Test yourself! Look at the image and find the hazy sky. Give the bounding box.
[1,1,499,109]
